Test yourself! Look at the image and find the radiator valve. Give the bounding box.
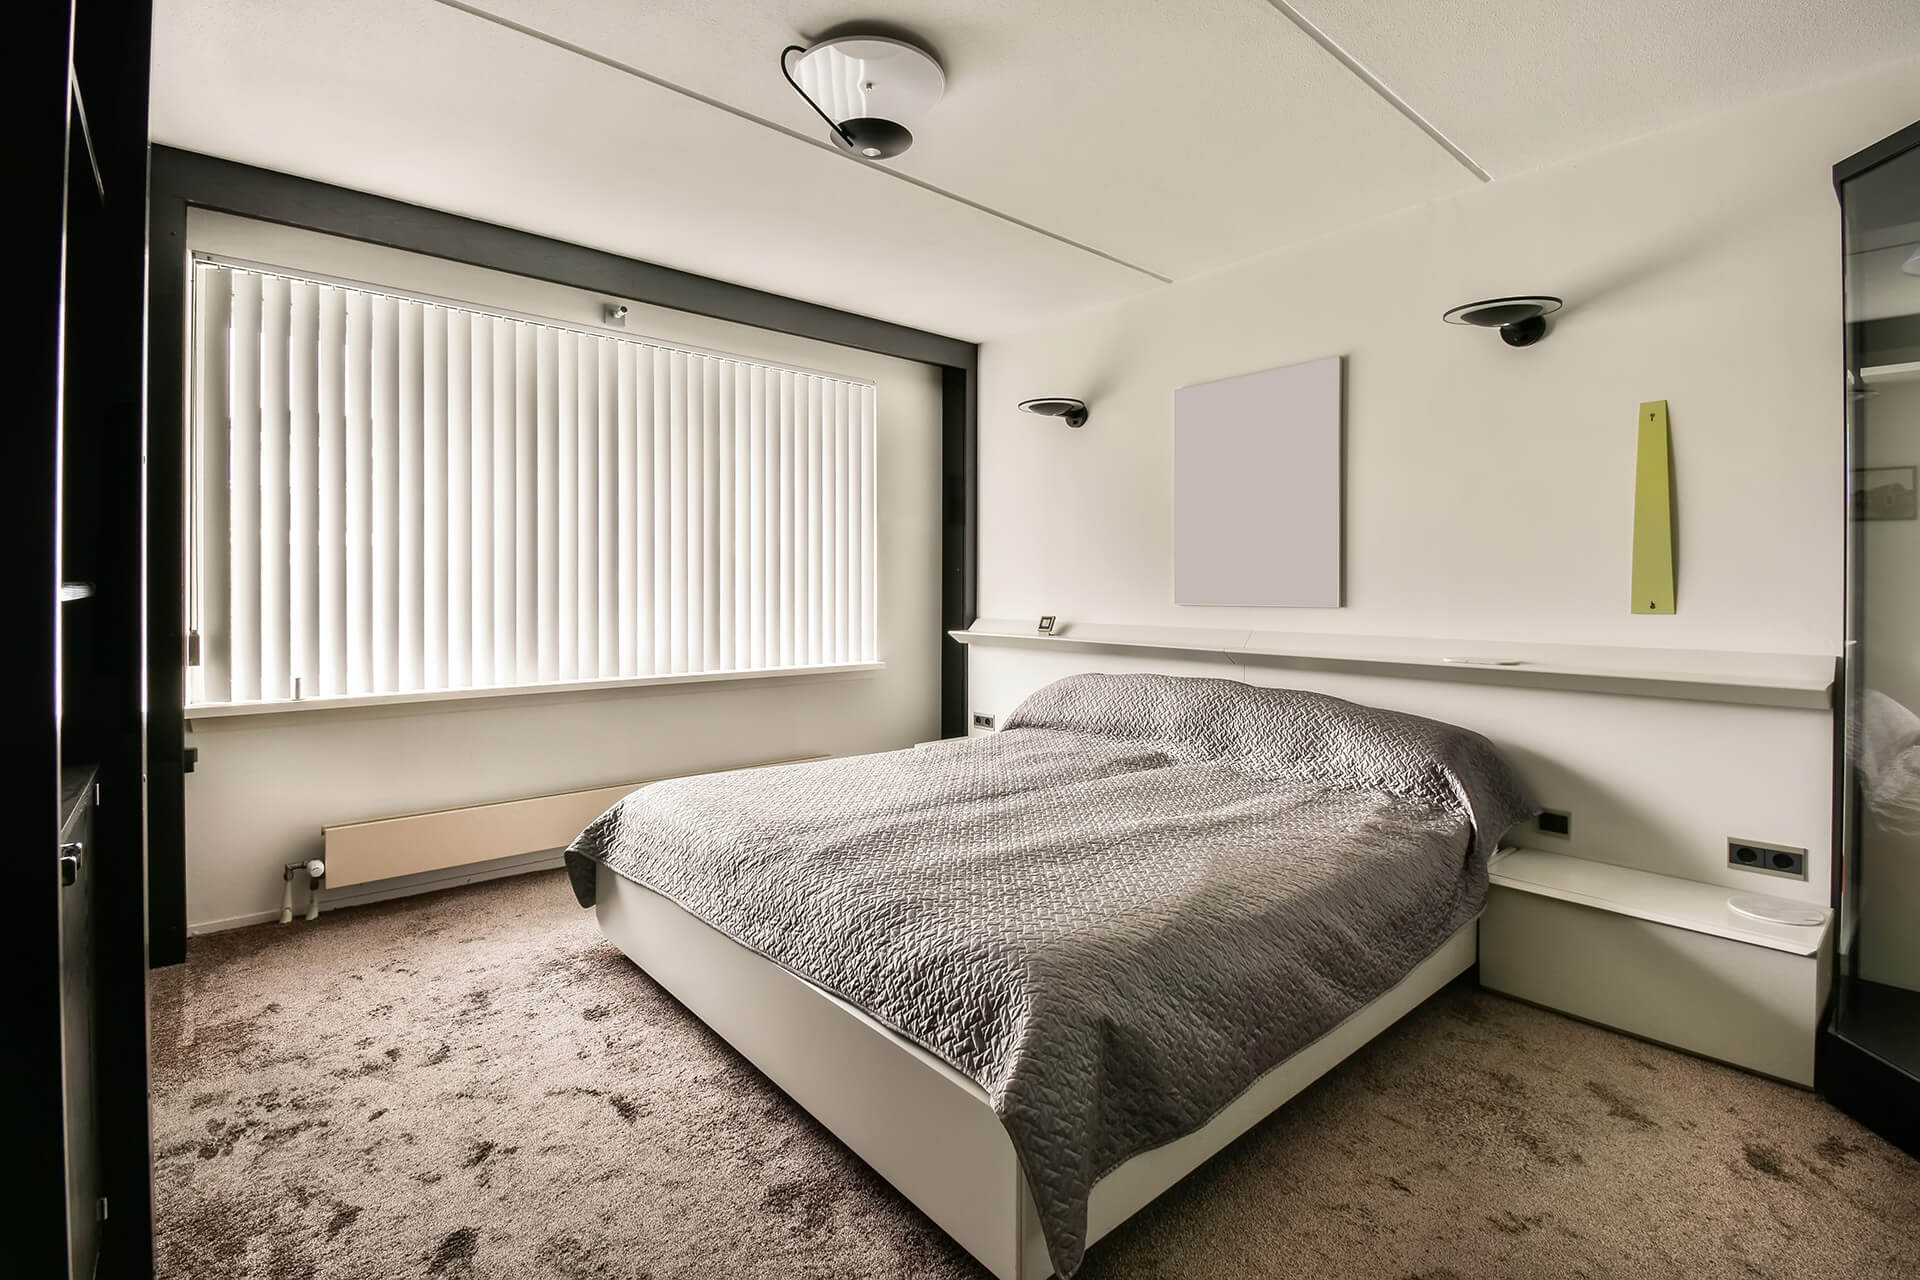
[281,859,327,924]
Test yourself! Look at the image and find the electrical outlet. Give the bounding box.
[1536,809,1572,838]
[1728,838,1807,881]
[971,712,995,730]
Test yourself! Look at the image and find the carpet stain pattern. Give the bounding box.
[152,870,1919,1279]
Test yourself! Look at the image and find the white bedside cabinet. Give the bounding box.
[1480,848,1833,1086]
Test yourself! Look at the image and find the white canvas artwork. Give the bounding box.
[1173,356,1342,607]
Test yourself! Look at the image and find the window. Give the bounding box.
[187,259,878,707]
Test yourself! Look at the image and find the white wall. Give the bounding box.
[184,213,944,931]
[971,61,1920,900]
[979,61,1920,651]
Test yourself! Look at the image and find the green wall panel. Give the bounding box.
[1632,399,1675,614]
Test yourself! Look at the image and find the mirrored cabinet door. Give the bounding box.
[1830,120,1920,1156]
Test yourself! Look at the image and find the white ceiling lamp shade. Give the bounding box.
[782,35,945,160]
[1903,245,1920,276]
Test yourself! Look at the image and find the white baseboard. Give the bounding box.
[186,849,568,936]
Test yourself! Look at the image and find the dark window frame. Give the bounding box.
[147,147,978,964]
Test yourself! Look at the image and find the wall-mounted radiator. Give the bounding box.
[320,757,821,891]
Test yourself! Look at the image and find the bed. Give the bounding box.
[565,672,1535,1278]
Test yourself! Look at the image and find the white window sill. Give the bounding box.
[184,661,885,722]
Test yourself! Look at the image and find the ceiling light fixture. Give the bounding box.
[781,35,945,161]
[1019,398,1089,429]
[1903,246,1920,276]
[1442,295,1563,347]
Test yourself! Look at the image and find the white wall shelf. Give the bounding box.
[950,619,1833,709]
[1860,360,1920,385]
[1488,847,1830,956]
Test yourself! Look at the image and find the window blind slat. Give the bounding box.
[616,343,638,678]
[862,385,878,661]
[190,262,877,706]
[695,351,718,671]
[228,271,263,702]
[806,376,824,666]
[833,378,848,660]
[703,357,722,672]
[848,380,862,663]
[423,305,449,690]
[469,313,495,688]
[370,294,399,693]
[597,341,619,678]
[667,351,688,675]
[259,274,291,702]
[446,310,472,689]
[288,280,320,698]
[537,327,561,684]
[192,265,233,705]
[777,370,796,668]
[345,290,374,695]
[567,333,591,680]
[747,365,768,670]
[651,348,672,675]
[512,323,538,686]
[398,302,426,692]
[718,363,736,671]
[815,375,830,666]
[632,347,656,678]
[557,331,580,683]
[732,364,752,667]
[316,286,347,696]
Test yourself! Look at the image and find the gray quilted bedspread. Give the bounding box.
[565,673,1534,1276]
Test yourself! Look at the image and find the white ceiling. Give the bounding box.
[150,0,1920,342]
[1298,0,1920,177]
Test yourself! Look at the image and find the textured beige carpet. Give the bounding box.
[152,869,1919,1280]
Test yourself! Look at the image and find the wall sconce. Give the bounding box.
[1018,397,1089,428]
[1443,296,1562,347]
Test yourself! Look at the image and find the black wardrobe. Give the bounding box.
[11,3,156,1277]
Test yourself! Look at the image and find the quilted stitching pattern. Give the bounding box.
[566,673,1534,1276]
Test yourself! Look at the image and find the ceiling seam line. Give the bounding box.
[426,0,1176,284]
[1258,0,1492,184]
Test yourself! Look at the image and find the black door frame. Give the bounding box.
[145,148,979,964]
[15,4,158,1276]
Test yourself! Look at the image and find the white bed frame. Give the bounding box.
[596,863,1479,1279]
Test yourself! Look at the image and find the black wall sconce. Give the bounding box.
[1443,296,1562,347]
[1018,397,1089,428]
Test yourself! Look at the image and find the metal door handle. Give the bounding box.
[60,841,83,886]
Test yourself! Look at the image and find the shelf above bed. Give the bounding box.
[949,619,1834,710]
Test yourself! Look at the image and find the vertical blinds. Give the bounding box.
[189,261,879,706]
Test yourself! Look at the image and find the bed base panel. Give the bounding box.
[595,864,1477,1279]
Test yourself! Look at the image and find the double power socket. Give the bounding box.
[1728,837,1808,881]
